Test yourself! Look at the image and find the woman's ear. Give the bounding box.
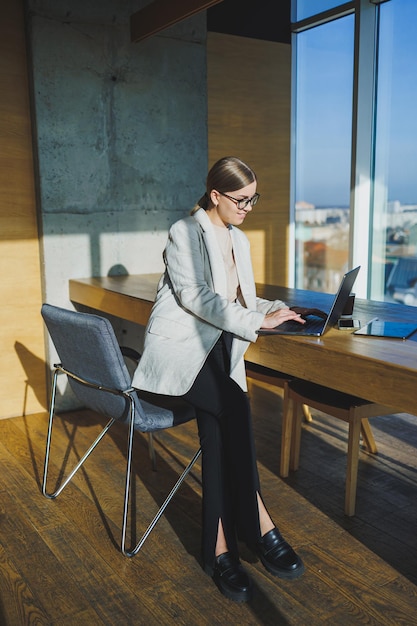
[210,190,219,206]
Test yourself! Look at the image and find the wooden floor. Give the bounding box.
[1,378,417,625]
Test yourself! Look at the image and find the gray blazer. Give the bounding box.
[132,208,286,395]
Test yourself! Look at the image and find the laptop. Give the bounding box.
[257,266,360,337]
[353,319,417,339]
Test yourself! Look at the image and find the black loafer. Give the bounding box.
[248,528,305,579]
[208,552,253,603]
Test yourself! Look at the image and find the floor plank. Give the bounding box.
[0,377,417,625]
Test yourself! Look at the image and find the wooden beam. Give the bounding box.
[130,0,223,43]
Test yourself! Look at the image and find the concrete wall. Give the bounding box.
[26,0,208,408]
[29,0,208,293]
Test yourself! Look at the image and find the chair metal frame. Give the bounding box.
[42,362,201,557]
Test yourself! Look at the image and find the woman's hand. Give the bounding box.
[290,306,327,319]
[260,307,305,330]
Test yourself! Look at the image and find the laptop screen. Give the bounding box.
[322,266,360,332]
[256,266,360,336]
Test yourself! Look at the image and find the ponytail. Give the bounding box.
[191,192,209,215]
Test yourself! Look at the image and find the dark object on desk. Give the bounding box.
[354,320,417,339]
[40,303,200,558]
[338,318,360,330]
[257,266,360,336]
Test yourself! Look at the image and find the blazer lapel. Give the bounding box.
[193,209,228,297]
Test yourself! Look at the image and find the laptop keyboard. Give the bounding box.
[278,317,325,333]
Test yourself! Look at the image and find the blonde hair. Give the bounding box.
[191,156,257,215]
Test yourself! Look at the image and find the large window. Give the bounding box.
[294,0,351,22]
[292,0,417,306]
[372,0,417,305]
[293,15,354,292]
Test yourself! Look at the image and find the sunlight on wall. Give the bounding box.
[43,233,91,305]
[100,231,167,276]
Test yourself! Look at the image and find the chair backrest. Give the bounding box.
[42,303,196,433]
[41,303,136,422]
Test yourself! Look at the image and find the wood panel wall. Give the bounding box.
[207,32,291,285]
[0,0,46,418]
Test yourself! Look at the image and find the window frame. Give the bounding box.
[290,0,382,298]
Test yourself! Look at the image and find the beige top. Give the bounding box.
[212,223,239,302]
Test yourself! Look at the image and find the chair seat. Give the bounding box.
[245,361,293,384]
[288,380,376,411]
[135,392,195,432]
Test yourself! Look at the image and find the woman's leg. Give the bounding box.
[183,334,268,571]
[183,333,304,587]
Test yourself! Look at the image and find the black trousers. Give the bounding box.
[182,332,264,572]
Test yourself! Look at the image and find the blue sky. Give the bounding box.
[295,0,417,207]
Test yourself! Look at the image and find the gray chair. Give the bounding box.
[41,303,200,557]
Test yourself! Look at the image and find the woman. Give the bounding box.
[133,156,306,602]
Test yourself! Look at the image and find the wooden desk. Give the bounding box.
[69,274,159,326]
[69,274,417,416]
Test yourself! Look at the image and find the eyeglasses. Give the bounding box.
[218,191,260,210]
